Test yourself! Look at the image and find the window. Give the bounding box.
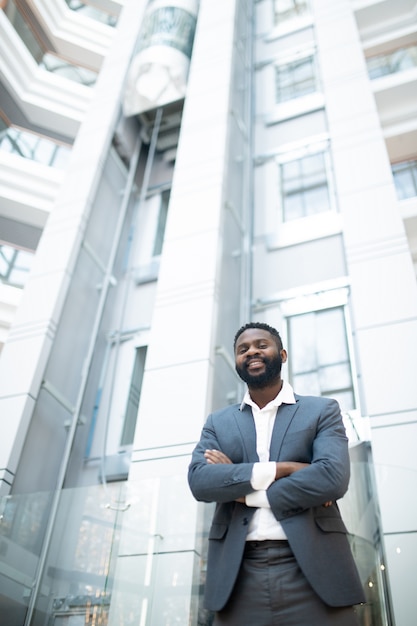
[153,189,170,256]
[279,150,332,220]
[287,307,355,411]
[0,244,34,288]
[392,159,417,200]
[275,55,317,103]
[0,123,71,168]
[120,346,147,446]
[366,44,417,79]
[273,0,310,25]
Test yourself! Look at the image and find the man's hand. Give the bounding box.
[204,450,245,502]
[275,461,309,479]
[204,451,332,507]
[204,449,232,464]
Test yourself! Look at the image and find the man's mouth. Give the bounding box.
[246,359,265,370]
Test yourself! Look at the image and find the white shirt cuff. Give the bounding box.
[250,461,276,490]
[246,489,270,508]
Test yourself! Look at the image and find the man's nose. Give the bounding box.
[246,345,260,356]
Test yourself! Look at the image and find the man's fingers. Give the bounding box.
[204,449,232,464]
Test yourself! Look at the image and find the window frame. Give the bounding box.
[274,52,318,104]
[273,0,310,26]
[286,303,357,411]
[276,142,336,222]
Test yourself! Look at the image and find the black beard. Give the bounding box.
[235,353,282,389]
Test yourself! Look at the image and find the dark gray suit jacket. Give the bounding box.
[188,394,366,612]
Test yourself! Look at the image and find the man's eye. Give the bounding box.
[259,344,268,349]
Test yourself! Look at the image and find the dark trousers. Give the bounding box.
[213,540,360,626]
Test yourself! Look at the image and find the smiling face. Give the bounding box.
[234,328,287,389]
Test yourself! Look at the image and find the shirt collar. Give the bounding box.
[240,380,296,410]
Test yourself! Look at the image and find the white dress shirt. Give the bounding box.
[242,380,296,541]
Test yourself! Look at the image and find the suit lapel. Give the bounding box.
[233,405,258,461]
[269,401,300,460]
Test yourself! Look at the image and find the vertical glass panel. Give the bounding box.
[283,193,305,220]
[275,55,316,103]
[153,189,171,256]
[340,442,395,626]
[281,151,330,221]
[331,389,354,411]
[288,307,355,410]
[120,346,148,446]
[289,312,317,373]
[315,308,348,363]
[304,185,330,214]
[318,363,352,391]
[292,371,321,395]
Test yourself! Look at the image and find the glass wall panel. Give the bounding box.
[0,453,393,625]
[340,442,394,626]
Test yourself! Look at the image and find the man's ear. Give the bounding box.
[280,349,288,364]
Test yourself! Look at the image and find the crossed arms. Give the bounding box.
[188,400,350,520]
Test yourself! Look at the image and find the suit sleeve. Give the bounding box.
[188,413,255,503]
[267,398,350,520]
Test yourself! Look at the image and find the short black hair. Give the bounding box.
[233,322,283,351]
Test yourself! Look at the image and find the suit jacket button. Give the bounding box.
[243,518,248,525]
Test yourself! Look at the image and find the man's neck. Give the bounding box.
[248,379,283,410]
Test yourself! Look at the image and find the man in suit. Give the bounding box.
[188,322,365,625]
